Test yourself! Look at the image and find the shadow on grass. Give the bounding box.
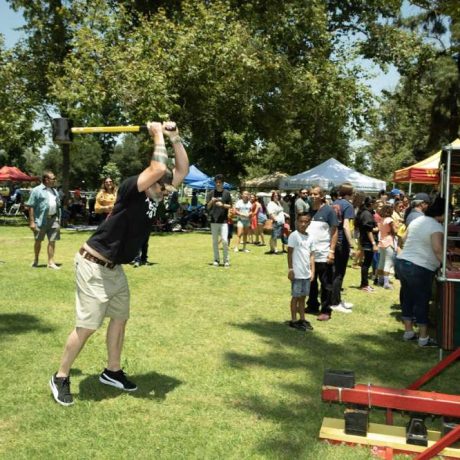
[225,318,442,458]
[78,371,182,402]
[0,313,54,336]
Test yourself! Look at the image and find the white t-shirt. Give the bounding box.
[307,205,338,262]
[235,199,252,221]
[397,215,443,271]
[47,188,57,215]
[288,230,315,279]
[267,201,285,224]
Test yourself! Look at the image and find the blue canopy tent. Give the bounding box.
[186,177,233,190]
[184,165,233,189]
[183,165,210,185]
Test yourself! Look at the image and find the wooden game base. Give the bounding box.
[319,417,460,458]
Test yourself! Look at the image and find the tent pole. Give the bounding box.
[408,182,412,195]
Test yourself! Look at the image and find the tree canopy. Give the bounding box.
[1,0,459,187]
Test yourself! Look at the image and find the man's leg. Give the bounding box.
[57,327,96,377]
[106,318,127,371]
[100,318,137,391]
[211,223,220,262]
[234,223,242,251]
[220,223,229,264]
[50,326,95,406]
[331,244,348,305]
[290,297,298,322]
[297,296,306,321]
[33,237,42,265]
[306,263,320,312]
[242,227,248,251]
[47,240,56,266]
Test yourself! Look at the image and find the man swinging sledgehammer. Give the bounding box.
[50,121,189,406]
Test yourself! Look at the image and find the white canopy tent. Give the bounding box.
[279,158,386,193]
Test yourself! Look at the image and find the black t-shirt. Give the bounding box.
[206,189,232,223]
[357,209,376,248]
[87,175,161,264]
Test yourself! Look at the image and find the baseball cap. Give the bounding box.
[390,188,401,196]
[413,192,431,203]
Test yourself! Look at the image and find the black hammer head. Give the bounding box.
[52,118,73,144]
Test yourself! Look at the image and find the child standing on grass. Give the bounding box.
[287,212,315,331]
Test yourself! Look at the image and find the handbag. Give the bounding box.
[263,218,273,232]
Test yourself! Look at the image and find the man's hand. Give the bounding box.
[147,121,163,138]
[162,121,178,138]
[288,269,295,281]
[29,222,36,232]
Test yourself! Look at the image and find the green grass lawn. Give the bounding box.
[0,225,457,459]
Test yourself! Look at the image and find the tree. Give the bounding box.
[0,37,44,168]
[6,0,392,182]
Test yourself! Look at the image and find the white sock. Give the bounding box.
[418,336,429,345]
[403,331,415,340]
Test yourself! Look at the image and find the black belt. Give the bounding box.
[79,247,116,269]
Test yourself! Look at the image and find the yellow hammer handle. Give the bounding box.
[71,126,143,134]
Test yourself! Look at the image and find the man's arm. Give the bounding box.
[170,129,189,187]
[287,246,295,280]
[432,232,450,268]
[310,253,315,280]
[137,122,169,192]
[28,206,36,230]
[343,218,353,246]
[137,121,189,192]
[327,225,338,264]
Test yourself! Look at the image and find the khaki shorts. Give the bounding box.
[74,252,130,330]
[34,216,60,241]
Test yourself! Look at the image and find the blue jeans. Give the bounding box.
[394,258,435,326]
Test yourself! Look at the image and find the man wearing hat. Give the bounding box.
[49,121,189,406]
[405,193,431,226]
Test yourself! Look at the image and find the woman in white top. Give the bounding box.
[395,196,449,348]
[266,191,286,254]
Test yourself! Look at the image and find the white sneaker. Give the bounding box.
[343,301,353,309]
[234,247,239,253]
[330,303,352,314]
[243,249,250,253]
[224,262,230,268]
[213,261,220,267]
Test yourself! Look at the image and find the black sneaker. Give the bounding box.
[298,320,314,331]
[418,338,439,348]
[49,373,74,406]
[99,368,137,391]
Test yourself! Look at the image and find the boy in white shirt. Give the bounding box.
[287,212,315,331]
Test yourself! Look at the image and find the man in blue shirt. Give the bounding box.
[330,182,355,312]
[26,171,61,269]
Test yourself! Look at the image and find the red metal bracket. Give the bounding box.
[408,348,460,390]
[415,423,460,459]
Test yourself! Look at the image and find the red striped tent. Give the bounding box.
[393,138,460,185]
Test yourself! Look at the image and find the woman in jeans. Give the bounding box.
[395,197,448,348]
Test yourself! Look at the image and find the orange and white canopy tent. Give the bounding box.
[393,138,460,184]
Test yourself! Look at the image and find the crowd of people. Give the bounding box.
[207,180,448,346]
[18,154,449,407]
